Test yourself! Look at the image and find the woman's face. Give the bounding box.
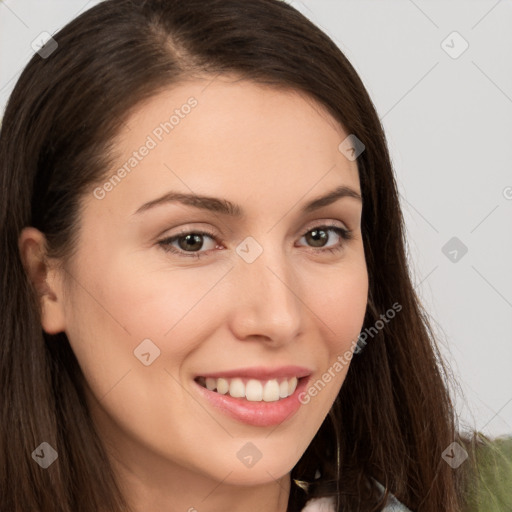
[44,77,368,494]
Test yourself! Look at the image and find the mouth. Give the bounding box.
[194,375,302,402]
[192,367,312,427]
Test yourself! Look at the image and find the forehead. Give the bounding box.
[90,76,360,220]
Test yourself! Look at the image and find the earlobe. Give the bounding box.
[18,227,67,335]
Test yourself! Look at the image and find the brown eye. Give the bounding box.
[304,228,329,247]
[298,225,353,254]
[158,230,219,259]
[176,233,206,252]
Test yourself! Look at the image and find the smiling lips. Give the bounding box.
[193,366,312,427]
[194,365,311,403]
[196,376,299,402]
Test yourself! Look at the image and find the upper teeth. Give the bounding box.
[200,377,298,402]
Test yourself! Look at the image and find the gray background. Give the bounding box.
[1,0,511,437]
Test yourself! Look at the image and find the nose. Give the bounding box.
[226,239,304,347]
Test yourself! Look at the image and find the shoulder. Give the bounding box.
[300,496,336,512]
[300,496,411,512]
[380,495,412,511]
[374,480,412,511]
[300,481,412,512]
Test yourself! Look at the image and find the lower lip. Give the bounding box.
[193,377,310,427]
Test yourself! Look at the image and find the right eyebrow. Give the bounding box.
[132,184,362,218]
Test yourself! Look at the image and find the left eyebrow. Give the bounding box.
[302,185,362,213]
[132,184,362,217]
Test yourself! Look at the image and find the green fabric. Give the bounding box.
[464,435,512,512]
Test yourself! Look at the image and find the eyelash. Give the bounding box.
[157,222,354,260]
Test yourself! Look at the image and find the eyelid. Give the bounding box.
[157,220,353,259]
[300,219,347,234]
[157,227,219,259]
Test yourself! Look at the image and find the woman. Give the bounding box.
[0,1,472,510]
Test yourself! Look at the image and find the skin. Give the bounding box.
[19,76,368,512]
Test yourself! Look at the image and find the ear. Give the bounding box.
[18,227,67,335]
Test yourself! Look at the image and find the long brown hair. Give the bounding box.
[0,1,472,510]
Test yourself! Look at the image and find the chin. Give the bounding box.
[201,441,304,486]
[218,464,293,487]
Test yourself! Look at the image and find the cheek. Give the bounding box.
[61,259,213,461]
[99,261,232,356]
[310,265,367,386]
[66,252,224,349]
[60,252,183,402]
[62,256,239,428]
[292,258,368,410]
[308,260,368,354]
